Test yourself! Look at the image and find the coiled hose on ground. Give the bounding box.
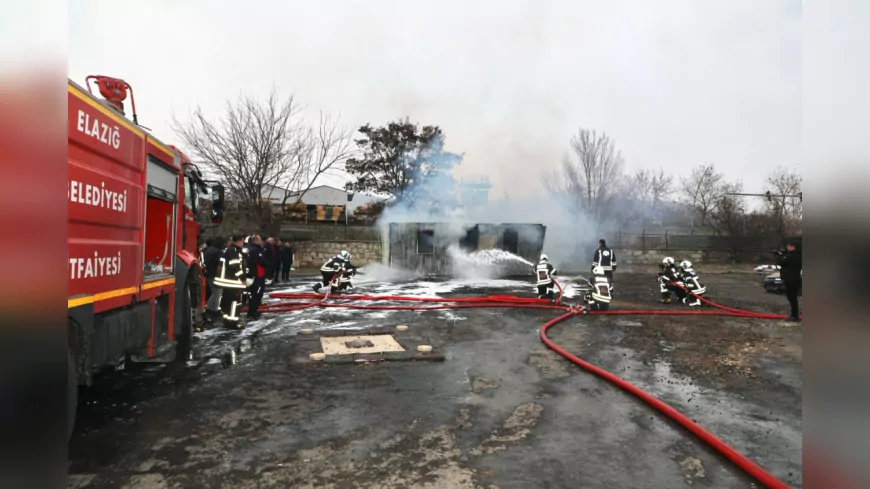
[264,278,794,489]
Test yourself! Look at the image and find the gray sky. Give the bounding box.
[68,0,801,198]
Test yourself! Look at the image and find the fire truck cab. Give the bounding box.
[67,75,224,439]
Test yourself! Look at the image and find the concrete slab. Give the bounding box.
[320,334,406,355]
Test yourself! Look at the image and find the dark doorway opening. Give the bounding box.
[459,225,480,252]
[502,228,519,254]
[417,229,435,254]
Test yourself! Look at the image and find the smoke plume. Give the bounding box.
[376,139,612,272]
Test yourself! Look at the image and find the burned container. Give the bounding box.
[385,222,546,277]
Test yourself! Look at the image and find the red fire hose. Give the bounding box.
[261,278,793,489]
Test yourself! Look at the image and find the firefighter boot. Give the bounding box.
[313,282,322,293]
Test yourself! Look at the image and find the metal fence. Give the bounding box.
[279,222,381,242]
[610,231,781,251]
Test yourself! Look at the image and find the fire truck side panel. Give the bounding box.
[68,88,144,173]
[68,88,146,299]
[67,80,187,385]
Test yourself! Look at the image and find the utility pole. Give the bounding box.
[727,191,802,240]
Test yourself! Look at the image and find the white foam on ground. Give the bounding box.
[439,311,467,321]
[369,278,531,297]
[319,321,360,330]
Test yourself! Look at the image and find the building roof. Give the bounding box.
[280,184,387,208]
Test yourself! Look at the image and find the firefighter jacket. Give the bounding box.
[246,243,269,279]
[535,261,557,286]
[321,256,350,273]
[657,265,682,292]
[592,247,617,271]
[589,275,612,303]
[679,267,706,295]
[214,244,247,289]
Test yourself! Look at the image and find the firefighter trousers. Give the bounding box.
[220,288,244,328]
[537,283,555,300]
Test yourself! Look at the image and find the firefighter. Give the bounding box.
[535,254,558,302]
[582,266,612,310]
[592,239,616,291]
[656,256,685,304]
[336,264,357,293]
[245,235,269,320]
[314,250,352,293]
[214,234,247,329]
[678,260,706,306]
[202,236,225,329]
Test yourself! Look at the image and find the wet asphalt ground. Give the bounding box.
[68,272,802,489]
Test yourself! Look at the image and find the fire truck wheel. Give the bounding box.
[67,348,78,441]
[175,286,194,362]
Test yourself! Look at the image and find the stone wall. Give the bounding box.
[293,240,383,267]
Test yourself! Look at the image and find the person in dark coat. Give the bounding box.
[264,237,281,283]
[280,241,294,281]
[777,241,802,321]
[202,236,225,326]
[245,235,269,320]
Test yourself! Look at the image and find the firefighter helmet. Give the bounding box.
[339,250,351,261]
[592,266,605,275]
[662,257,675,266]
[679,260,692,269]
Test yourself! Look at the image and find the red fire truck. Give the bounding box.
[67,75,224,439]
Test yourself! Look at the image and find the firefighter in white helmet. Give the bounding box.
[678,260,706,306]
[535,254,558,302]
[656,256,686,304]
[583,266,612,310]
[314,250,354,293]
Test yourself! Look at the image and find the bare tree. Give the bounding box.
[545,128,624,224]
[708,181,746,236]
[681,163,724,230]
[280,111,356,210]
[172,90,353,230]
[763,166,802,237]
[624,168,674,230]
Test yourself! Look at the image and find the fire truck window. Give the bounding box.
[184,176,196,213]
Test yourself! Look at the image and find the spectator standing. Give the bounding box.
[265,237,280,283]
[245,235,269,320]
[202,236,224,328]
[281,241,295,281]
[777,241,802,321]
